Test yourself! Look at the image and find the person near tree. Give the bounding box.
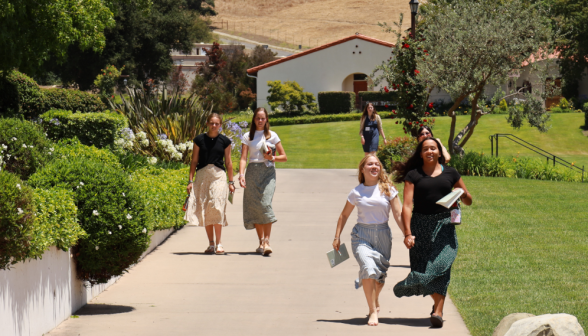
[239,107,287,256]
[416,125,451,162]
[332,155,404,326]
[360,103,388,155]
[185,113,235,254]
[392,138,472,328]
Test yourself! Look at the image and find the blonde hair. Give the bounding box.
[358,155,395,198]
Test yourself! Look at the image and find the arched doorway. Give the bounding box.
[342,73,370,109]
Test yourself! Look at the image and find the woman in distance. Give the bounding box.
[239,107,287,256]
[332,155,404,326]
[416,125,451,162]
[392,137,472,328]
[360,103,388,156]
[185,113,236,255]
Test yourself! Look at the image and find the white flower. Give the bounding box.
[11,137,17,141]
[95,246,99,250]
[16,184,21,189]
[122,192,126,197]
[142,228,147,234]
[136,131,147,140]
[48,152,52,155]
[92,210,99,216]
[17,208,24,215]
[49,147,54,152]
[76,186,79,189]
[147,157,157,165]
[22,144,27,148]
[108,231,112,235]
[118,225,122,230]
[1,144,7,150]
[114,138,125,147]
[29,145,33,149]
[172,152,183,161]
[80,182,84,186]
[126,214,132,220]
[140,139,149,147]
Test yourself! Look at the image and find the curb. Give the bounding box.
[213,30,300,54]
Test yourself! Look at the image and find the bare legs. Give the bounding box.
[254,223,273,252]
[431,293,445,317]
[362,279,384,326]
[205,224,223,253]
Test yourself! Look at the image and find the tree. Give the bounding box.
[416,0,555,155]
[38,0,211,90]
[267,81,316,115]
[186,0,217,16]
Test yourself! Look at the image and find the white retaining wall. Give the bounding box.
[0,228,174,336]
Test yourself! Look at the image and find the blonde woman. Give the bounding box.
[360,103,388,155]
[332,155,404,326]
[185,113,235,254]
[239,107,287,256]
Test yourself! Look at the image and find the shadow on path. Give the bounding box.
[317,317,431,327]
[172,252,260,256]
[75,304,135,315]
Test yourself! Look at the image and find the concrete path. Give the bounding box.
[48,170,470,336]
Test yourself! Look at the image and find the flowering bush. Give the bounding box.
[114,129,194,163]
[376,136,418,173]
[0,118,53,179]
[94,65,123,96]
[29,155,150,284]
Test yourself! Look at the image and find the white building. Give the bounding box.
[247,33,394,110]
[171,43,244,84]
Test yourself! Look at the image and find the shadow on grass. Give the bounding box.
[75,304,135,315]
[317,317,431,327]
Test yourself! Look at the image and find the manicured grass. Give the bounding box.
[439,177,588,336]
[273,113,588,169]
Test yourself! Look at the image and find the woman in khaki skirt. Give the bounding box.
[185,113,235,254]
[239,107,287,256]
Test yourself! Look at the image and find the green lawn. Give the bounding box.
[273,113,588,170]
[438,177,588,336]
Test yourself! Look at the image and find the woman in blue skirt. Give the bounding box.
[359,103,388,155]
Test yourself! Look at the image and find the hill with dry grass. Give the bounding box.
[213,0,412,49]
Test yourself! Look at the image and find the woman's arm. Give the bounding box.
[333,201,355,251]
[359,117,366,145]
[187,143,200,193]
[224,145,236,194]
[437,138,451,162]
[263,142,287,162]
[454,178,472,205]
[401,181,416,249]
[377,115,388,145]
[389,194,404,235]
[238,144,249,188]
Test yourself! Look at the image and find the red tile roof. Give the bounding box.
[246,34,394,76]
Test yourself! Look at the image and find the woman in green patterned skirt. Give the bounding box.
[239,108,287,256]
[392,138,472,328]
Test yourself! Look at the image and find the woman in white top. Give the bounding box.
[239,107,287,256]
[332,155,405,326]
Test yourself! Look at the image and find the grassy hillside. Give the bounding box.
[214,0,410,48]
[272,113,588,170]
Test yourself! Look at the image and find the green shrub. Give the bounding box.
[94,65,123,96]
[0,70,45,118]
[41,109,127,148]
[54,138,121,169]
[43,89,106,113]
[317,91,355,114]
[33,187,85,252]
[559,97,570,109]
[267,80,316,115]
[358,91,397,104]
[131,167,187,231]
[29,156,150,284]
[583,102,588,127]
[0,171,35,269]
[269,111,395,126]
[377,136,418,173]
[0,118,54,180]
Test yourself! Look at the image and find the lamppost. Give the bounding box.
[409,0,419,38]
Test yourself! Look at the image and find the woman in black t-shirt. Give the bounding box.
[184,113,235,255]
[391,138,472,328]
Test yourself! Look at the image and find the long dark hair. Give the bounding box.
[392,137,446,183]
[417,125,433,139]
[362,103,378,121]
[249,107,271,141]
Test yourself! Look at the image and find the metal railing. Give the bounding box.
[489,133,585,182]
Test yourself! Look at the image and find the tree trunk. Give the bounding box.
[446,96,466,154]
[452,87,485,156]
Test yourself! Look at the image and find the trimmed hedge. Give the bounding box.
[41,109,127,148]
[0,71,45,118]
[29,156,150,284]
[583,102,588,127]
[131,167,187,231]
[270,111,394,126]
[317,91,355,114]
[358,91,398,104]
[43,89,106,113]
[55,138,121,169]
[0,118,54,180]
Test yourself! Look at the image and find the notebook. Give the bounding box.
[326,243,350,268]
[436,189,464,209]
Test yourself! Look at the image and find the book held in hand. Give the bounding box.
[436,189,464,209]
[326,243,350,268]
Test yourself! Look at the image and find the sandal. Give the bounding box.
[204,245,215,254]
[263,239,273,256]
[430,314,443,328]
[215,244,225,255]
[255,240,264,254]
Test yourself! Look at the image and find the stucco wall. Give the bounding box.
[255,38,392,110]
[0,228,174,336]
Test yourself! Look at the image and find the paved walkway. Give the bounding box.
[48,170,470,336]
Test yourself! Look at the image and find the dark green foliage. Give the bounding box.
[0,118,54,180]
[0,71,45,118]
[0,171,35,269]
[43,89,106,113]
[317,92,355,114]
[584,102,588,128]
[54,138,121,169]
[41,110,127,148]
[186,0,217,15]
[29,156,150,284]
[358,91,398,105]
[376,136,418,173]
[269,111,394,126]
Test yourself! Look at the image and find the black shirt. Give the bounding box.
[193,133,232,171]
[405,165,461,215]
